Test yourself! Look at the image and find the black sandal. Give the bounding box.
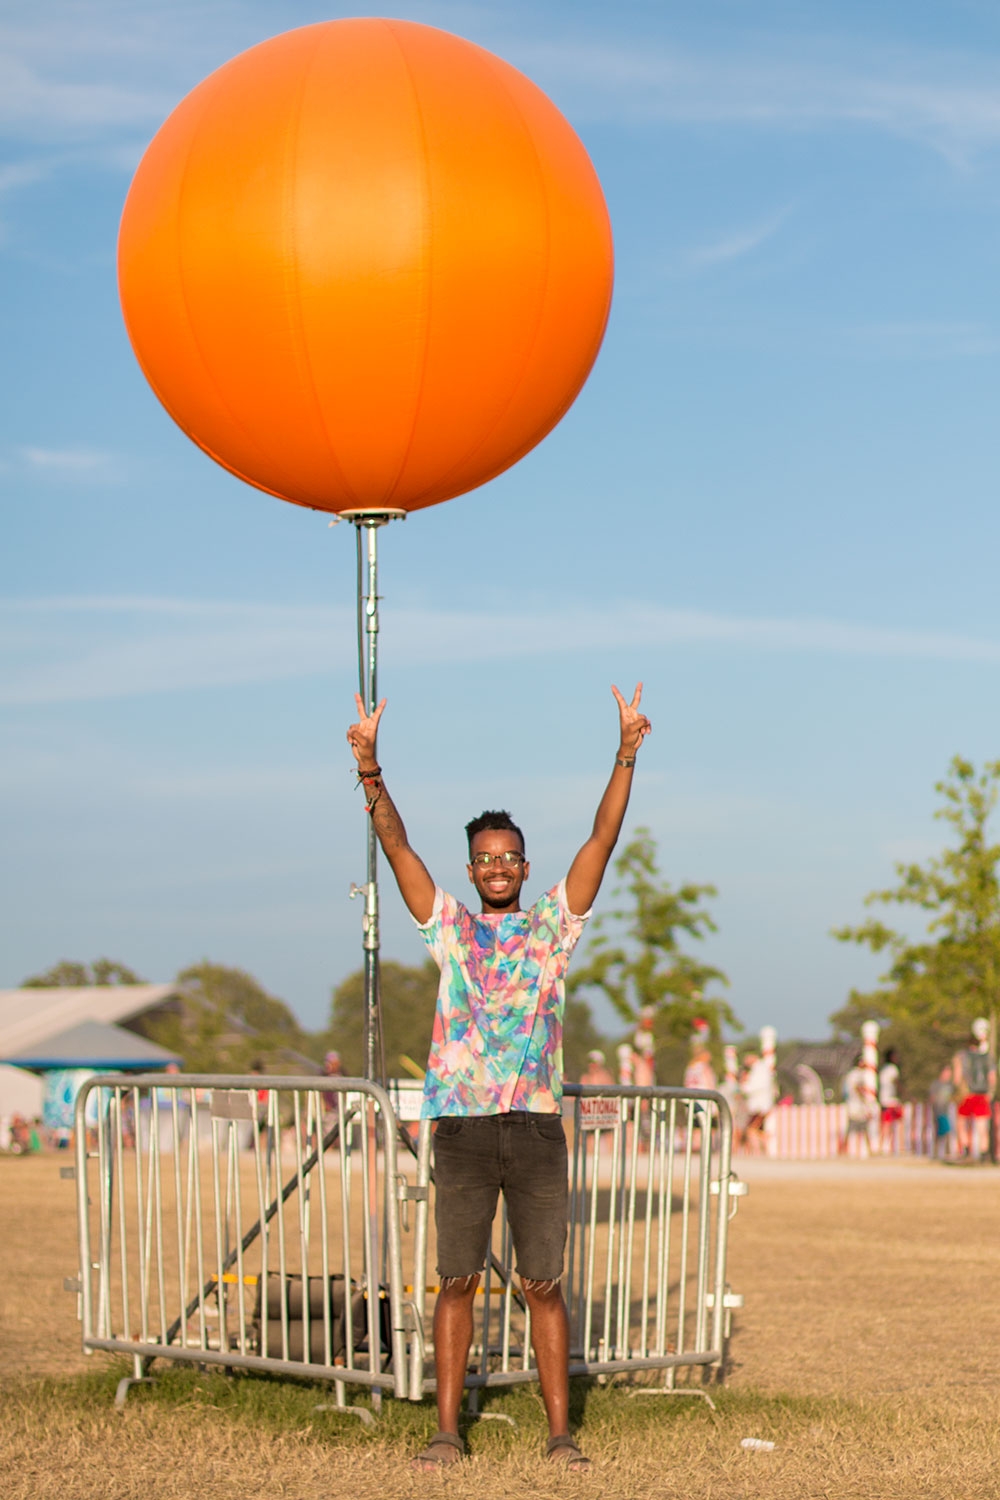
[411,1430,466,1469]
[546,1433,591,1470]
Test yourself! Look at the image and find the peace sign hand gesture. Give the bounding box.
[347,693,386,771]
[612,682,651,760]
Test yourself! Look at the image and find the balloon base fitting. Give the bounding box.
[336,508,408,524]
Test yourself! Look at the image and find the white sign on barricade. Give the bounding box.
[577,1095,622,1132]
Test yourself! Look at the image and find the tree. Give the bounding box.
[326,960,441,1077]
[831,756,1000,1095]
[136,961,311,1073]
[568,828,735,1080]
[21,958,145,987]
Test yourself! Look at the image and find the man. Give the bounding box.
[878,1047,903,1154]
[347,683,650,1470]
[953,1019,996,1161]
[838,1054,876,1157]
[741,1050,775,1155]
[580,1049,615,1088]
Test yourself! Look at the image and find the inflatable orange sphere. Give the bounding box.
[118,19,613,515]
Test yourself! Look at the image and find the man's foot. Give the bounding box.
[546,1434,591,1471]
[411,1431,465,1470]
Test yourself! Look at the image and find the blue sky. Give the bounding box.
[4,0,1000,1046]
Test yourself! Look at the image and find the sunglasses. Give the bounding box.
[470,851,525,868]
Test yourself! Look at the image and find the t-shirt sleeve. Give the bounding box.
[555,878,591,954]
[413,886,447,964]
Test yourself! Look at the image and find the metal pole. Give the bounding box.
[344,510,405,1083]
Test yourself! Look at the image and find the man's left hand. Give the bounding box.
[612,682,651,759]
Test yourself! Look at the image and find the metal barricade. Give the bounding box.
[72,1074,409,1408]
[72,1078,744,1408]
[404,1085,745,1397]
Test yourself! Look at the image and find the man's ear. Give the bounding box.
[466,863,475,885]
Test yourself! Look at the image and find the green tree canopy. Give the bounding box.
[133,961,311,1073]
[21,958,145,987]
[568,828,735,1079]
[326,960,440,1077]
[831,756,1000,1095]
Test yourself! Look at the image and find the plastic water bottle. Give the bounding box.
[741,1438,776,1452]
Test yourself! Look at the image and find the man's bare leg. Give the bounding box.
[411,1274,479,1468]
[521,1278,588,1466]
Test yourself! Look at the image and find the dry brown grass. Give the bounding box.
[3,1153,1000,1498]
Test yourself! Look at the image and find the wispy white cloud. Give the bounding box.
[685,209,790,269]
[518,36,1000,159]
[19,446,117,474]
[847,320,1000,359]
[3,595,1000,707]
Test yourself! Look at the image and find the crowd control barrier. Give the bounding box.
[70,1077,745,1408]
[405,1084,744,1399]
[71,1075,408,1412]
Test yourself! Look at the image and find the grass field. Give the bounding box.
[3,1153,999,1498]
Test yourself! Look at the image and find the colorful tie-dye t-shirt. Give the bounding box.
[416,880,589,1118]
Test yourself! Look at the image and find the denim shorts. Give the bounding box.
[432,1112,568,1282]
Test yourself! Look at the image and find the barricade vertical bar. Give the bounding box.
[409,1118,432,1400]
[583,1125,600,1359]
[674,1100,695,1364]
[251,1095,270,1361]
[171,1092,187,1348]
[232,1114,248,1355]
[380,1108,409,1401]
[74,1084,94,1350]
[314,1091,333,1369]
[134,1088,150,1347]
[190,1092,207,1350]
[291,1092,310,1361]
[709,1101,733,1357]
[95,1088,112,1340]
[338,1092,354,1379]
[693,1101,714,1351]
[210,1117,226,1354]
[359,1096,381,1408]
[638,1098,657,1358]
[153,1098,168,1349]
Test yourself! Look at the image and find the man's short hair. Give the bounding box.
[465,809,525,856]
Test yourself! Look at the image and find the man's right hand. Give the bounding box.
[347,693,386,771]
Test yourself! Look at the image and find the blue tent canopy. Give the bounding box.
[2,1019,182,1072]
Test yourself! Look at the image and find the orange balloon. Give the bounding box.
[118,19,613,516]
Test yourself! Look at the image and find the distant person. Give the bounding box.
[684,1046,717,1150]
[878,1047,903,1153]
[633,1006,656,1089]
[953,1020,996,1161]
[321,1050,346,1131]
[741,1051,775,1155]
[580,1050,615,1088]
[684,1045,716,1093]
[839,1055,876,1156]
[929,1063,954,1160]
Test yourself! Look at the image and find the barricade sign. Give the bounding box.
[577,1095,622,1132]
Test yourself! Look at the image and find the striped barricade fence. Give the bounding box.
[765,1101,938,1159]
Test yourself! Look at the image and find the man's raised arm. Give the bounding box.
[565,683,651,917]
[346,695,436,923]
